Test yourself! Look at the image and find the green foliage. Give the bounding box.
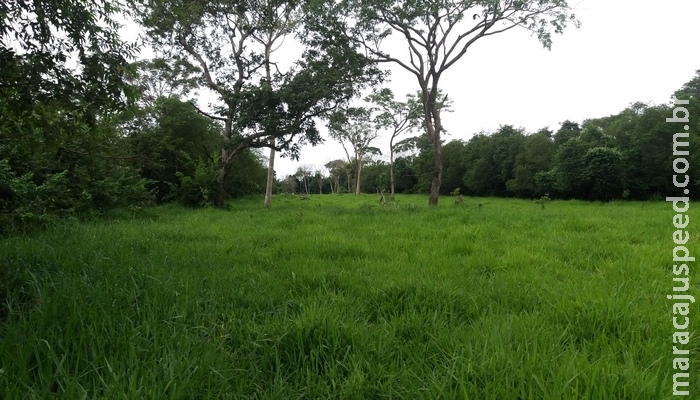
[441,140,468,194]
[176,158,218,208]
[582,147,625,200]
[551,137,588,197]
[553,120,581,145]
[225,149,268,198]
[0,0,150,232]
[392,156,419,193]
[132,0,383,205]
[406,134,435,193]
[0,104,153,234]
[463,125,526,197]
[130,58,203,105]
[0,157,152,234]
[129,96,223,202]
[507,131,555,197]
[360,162,390,192]
[1,0,138,122]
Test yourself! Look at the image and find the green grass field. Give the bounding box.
[0,194,698,399]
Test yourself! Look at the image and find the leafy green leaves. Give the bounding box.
[1,0,138,122]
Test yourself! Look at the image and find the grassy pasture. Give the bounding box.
[0,194,698,399]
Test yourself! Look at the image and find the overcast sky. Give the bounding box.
[124,0,700,178]
[273,0,700,177]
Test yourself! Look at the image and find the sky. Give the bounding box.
[273,0,700,177]
[123,0,700,178]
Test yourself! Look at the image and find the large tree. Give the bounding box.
[133,0,380,207]
[316,0,579,205]
[254,0,303,208]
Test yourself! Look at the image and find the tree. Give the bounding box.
[0,0,151,230]
[410,133,438,193]
[295,165,313,195]
[325,159,348,193]
[256,1,303,208]
[129,58,202,107]
[675,69,700,100]
[1,0,138,124]
[462,125,525,196]
[360,161,390,193]
[553,120,581,145]
[440,140,468,195]
[551,137,588,198]
[584,103,677,199]
[129,96,222,202]
[582,147,625,200]
[133,0,380,207]
[328,107,382,195]
[367,88,422,199]
[392,156,419,193]
[314,168,325,194]
[281,175,298,193]
[319,0,579,205]
[506,129,555,197]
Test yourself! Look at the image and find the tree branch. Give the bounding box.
[188,101,227,121]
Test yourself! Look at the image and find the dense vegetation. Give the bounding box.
[1,195,695,398]
[1,0,695,233]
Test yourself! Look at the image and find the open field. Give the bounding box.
[0,194,698,399]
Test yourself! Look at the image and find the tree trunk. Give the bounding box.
[215,148,228,208]
[354,163,362,195]
[428,136,442,206]
[422,82,443,206]
[389,147,395,200]
[262,44,274,208]
[264,140,275,208]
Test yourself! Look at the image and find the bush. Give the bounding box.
[176,158,218,208]
[0,158,154,236]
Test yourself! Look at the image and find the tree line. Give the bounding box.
[3,0,691,235]
[285,70,700,202]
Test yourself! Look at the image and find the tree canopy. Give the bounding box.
[132,0,382,206]
[309,0,579,205]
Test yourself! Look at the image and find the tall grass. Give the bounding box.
[0,194,697,399]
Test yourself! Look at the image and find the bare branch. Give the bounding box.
[177,26,225,97]
[188,101,227,121]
